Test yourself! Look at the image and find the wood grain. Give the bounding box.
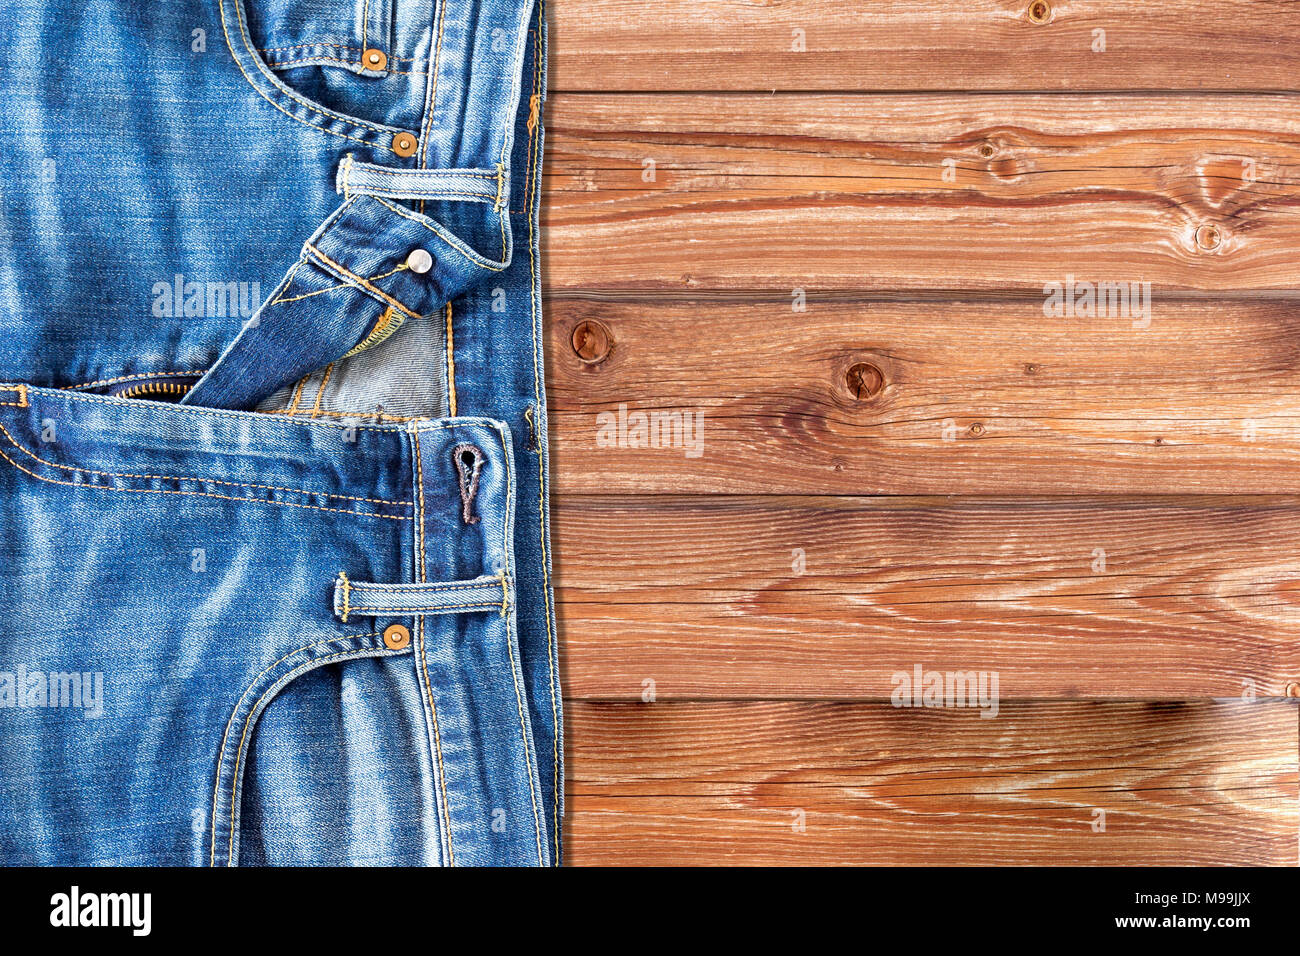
[554,495,1300,699]
[543,94,1300,293]
[565,700,1300,865]
[546,297,1300,494]
[549,1,1300,93]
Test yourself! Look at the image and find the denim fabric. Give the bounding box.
[0,0,559,866]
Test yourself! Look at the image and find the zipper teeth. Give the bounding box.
[118,381,192,400]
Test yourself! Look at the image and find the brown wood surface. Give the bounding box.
[553,495,1300,700]
[565,701,1299,865]
[545,2,1300,865]
[546,297,1300,494]
[550,1,1300,92]
[543,94,1300,293]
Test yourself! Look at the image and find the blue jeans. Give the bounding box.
[0,0,560,865]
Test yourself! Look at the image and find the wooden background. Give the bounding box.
[543,0,1300,865]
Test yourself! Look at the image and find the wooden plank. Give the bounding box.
[565,700,1300,865]
[546,297,1300,495]
[554,495,1300,699]
[542,93,1300,293]
[550,1,1300,93]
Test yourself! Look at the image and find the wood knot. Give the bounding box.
[1027,1,1052,24]
[846,362,885,401]
[571,319,612,364]
[1195,223,1224,252]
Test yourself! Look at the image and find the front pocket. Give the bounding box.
[222,0,420,155]
[0,382,415,520]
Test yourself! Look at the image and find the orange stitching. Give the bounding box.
[0,424,411,520]
[413,431,427,582]
[226,644,407,865]
[286,376,308,413]
[25,378,401,434]
[412,427,454,864]
[268,56,416,75]
[304,243,420,317]
[231,0,393,136]
[445,303,457,416]
[356,165,497,181]
[350,580,503,596]
[346,602,505,613]
[0,385,27,407]
[219,0,388,150]
[526,14,563,860]
[0,418,408,508]
[339,572,351,624]
[208,630,383,865]
[257,43,420,61]
[366,196,508,271]
[65,371,208,392]
[310,363,335,417]
[494,416,544,864]
[284,407,421,423]
[421,0,450,168]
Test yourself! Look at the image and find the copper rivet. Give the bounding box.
[392,133,418,158]
[383,624,411,650]
[362,48,387,71]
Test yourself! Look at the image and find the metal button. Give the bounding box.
[392,132,418,157]
[362,48,387,71]
[383,624,411,650]
[406,249,433,274]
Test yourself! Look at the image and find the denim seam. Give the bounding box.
[15,386,409,433]
[268,57,418,75]
[208,630,381,865]
[494,418,546,864]
[445,303,457,416]
[0,419,409,508]
[219,0,406,151]
[66,371,209,391]
[282,407,421,423]
[258,43,422,62]
[310,364,335,416]
[366,195,509,271]
[353,602,502,613]
[303,243,422,317]
[417,0,451,181]
[0,425,413,521]
[348,578,502,593]
[524,9,562,860]
[0,385,27,407]
[270,260,409,306]
[412,428,455,865]
[230,0,396,136]
[222,643,411,866]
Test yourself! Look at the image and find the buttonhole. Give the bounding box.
[452,443,485,525]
